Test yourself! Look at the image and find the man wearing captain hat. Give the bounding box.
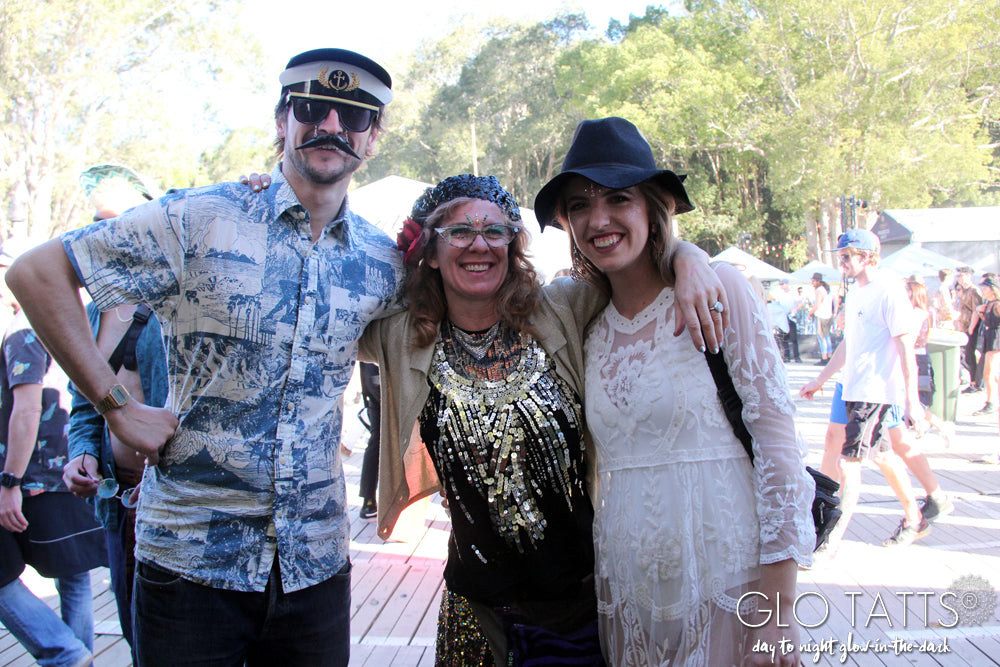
[7,48,404,665]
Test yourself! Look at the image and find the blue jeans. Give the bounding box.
[105,505,137,663]
[133,558,351,666]
[0,574,93,667]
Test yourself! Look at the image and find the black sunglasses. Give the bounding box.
[290,97,377,133]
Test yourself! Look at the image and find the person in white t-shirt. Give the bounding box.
[774,280,803,362]
[800,229,952,551]
[809,272,835,364]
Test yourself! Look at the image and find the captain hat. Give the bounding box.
[279,48,392,112]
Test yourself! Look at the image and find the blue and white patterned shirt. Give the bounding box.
[63,166,404,592]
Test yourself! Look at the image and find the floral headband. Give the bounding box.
[397,174,522,265]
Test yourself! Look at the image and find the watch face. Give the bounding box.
[109,385,129,405]
[0,472,21,488]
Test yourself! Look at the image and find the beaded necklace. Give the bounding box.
[424,322,584,558]
[448,321,501,360]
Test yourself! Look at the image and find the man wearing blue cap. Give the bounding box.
[801,228,951,550]
[7,48,403,665]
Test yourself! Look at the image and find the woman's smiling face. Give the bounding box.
[563,176,652,280]
[428,199,511,311]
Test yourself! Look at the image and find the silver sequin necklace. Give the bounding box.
[448,320,501,360]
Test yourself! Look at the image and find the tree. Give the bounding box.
[0,0,267,239]
[554,0,1000,262]
[556,10,777,255]
[363,14,590,209]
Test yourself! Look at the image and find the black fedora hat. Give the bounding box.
[534,117,694,230]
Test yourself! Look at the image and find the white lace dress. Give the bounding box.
[586,264,815,666]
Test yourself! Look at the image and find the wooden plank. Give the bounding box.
[413,578,445,647]
[416,644,438,667]
[0,642,27,666]
[966,637,1000,665]
[94,636,134,666]
[367,564,441,645]
[389,645,429,666]
[391,564,444,645]
[351,561,390,616]
[351,563,408,642]
[361,644,403,665]
[348,643,375,667]
[409,517,450,565]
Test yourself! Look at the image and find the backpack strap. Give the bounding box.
[107,305,152,373]
[704,349,754,464]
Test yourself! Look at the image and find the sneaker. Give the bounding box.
[883,518,931,547]
[962,384,982,394]
[359,498,377,520]
[972,402,996,416]
[920,495,954,523]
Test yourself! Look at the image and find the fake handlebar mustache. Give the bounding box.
[295,134,362,160]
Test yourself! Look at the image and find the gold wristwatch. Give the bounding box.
[95,384,130,415]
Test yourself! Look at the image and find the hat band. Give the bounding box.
[288,92,380,113]
[280,61,392,104]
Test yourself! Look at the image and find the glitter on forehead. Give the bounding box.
[582,183,609,198]
[465,213,491,225]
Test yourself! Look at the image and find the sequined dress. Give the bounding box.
[420,322,595,605]
[585,266,814,666]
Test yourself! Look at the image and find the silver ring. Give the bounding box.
[711,300,724,314]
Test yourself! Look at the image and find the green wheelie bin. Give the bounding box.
[926,328,968,422]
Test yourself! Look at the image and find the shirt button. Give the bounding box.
[285,403,294,412]
[304,295,314,305]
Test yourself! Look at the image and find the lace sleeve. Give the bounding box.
[715,263,815,567]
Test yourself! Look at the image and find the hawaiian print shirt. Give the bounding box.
[0,312,73,494]
[62,166,404,592]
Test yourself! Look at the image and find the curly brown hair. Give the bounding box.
[405,197,541,348]
[555,179,678,294]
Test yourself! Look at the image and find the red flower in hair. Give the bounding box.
[397,218,424,265]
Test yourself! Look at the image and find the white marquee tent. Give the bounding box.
[712,246,790,282]
[879,244,965,278]
[788,260,841,284]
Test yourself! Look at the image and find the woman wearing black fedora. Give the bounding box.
[534,117,814,667]
[357,174,730,667]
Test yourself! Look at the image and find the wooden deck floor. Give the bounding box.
[3,359,1000,666]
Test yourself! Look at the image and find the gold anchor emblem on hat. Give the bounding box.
[318,67,360,92]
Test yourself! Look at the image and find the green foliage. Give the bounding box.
[0,0,267,237]
[749,0,996,214]
[363,14,591,208]
[3,0,998,256]
[552,0,999,263]
[199,127,276,185]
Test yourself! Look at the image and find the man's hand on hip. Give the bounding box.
[104,402,179,466]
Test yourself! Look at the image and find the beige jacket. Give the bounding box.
[359,278,607,541]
